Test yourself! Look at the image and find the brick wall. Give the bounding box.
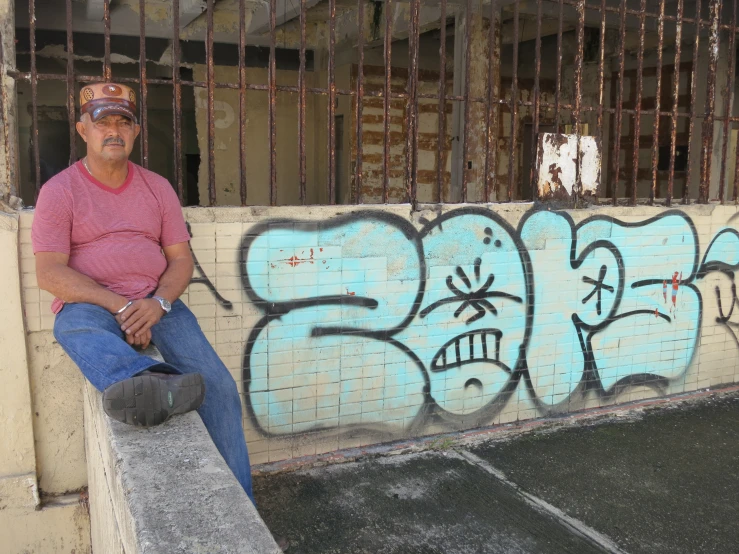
[350,65,454,203]
[349,65,559,202]
[17,203,739,465]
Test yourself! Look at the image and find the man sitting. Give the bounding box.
[31,83,255,504]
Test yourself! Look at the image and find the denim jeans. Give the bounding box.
[54,299,255,504]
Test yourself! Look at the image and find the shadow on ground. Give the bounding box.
[254,391,739,554]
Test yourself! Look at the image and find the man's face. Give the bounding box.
[76,114,140,163]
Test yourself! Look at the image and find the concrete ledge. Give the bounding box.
[83,380,281,553]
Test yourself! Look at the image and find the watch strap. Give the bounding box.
[153,295,171,313]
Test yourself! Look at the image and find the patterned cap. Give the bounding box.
[79,83,137,123]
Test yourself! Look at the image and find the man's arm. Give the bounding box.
[36,252,129,313]
[118,242,194,339]
[153,242,195,304]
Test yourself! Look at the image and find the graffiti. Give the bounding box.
[699,225,739,349]
[239,208,739,438]
[186,222,233,310]
[715,281,739,348]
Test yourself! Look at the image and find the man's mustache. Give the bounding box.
[103,137,125,147]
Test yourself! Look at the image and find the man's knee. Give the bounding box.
[54,303,116,337]
[202,372,242,412]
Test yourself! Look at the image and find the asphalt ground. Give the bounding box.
[253,389,739,554]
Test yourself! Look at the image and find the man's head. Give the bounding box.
[76,83,140,164]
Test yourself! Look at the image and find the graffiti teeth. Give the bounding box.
[430,329,503,372]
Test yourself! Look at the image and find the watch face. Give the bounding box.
[156,297,172,312]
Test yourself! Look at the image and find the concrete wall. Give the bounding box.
[12,202,739,470]
[0,212,90,553]
[84,380,281,553]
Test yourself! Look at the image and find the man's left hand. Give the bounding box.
[117,298,165,338]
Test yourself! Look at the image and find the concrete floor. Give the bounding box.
[254,391,739,554]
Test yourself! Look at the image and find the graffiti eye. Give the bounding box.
[419,270,522,323]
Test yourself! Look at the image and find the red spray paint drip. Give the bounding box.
[671,271,682,307]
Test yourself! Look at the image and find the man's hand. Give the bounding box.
[125,327,152,350]
[117,298,165,339]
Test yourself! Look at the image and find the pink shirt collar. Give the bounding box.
[76,160,135,195]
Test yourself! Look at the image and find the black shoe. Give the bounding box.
[102,373,205,427]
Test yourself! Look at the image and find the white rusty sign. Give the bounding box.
[536,133,601,200]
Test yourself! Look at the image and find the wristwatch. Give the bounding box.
[153,295,172,314]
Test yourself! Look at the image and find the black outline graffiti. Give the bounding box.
[240,212,432,438]
[698,227,739,348]
[239,206,739,438]
[582,265,613,316]
[419,264,523,324]
[715,282,739,348]
[186,222,233,310]
[430,328,504,371]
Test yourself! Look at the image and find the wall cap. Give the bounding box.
[84,380,281,554]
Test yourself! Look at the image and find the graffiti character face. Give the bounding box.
[519,210,703,410]
[398,211,529,419]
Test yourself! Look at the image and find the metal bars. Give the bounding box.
[206,0,216,206]
[103,0,111,82]
[631,0,646,206]
[328,0,337,204]
[667,0,684,205]
[611,0,628,204]
[12,0,739,208]
[437,0,448,203]
[685,0,703,203]
[382,0,392,203]
[172,0,183,203]
[698,0,722,203]
[65,0,75,166]
[649,0,665,203]
[461,0,473,202]
[239,0,248,205]
[506,0,519,202]
[29,0,39,197]
[138,0,148,168]
[719,0,737,203]
[269,0,277,206]
[405,0,421,207]
[527,0,542,202]
[485,0,501,203]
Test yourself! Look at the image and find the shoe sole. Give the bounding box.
[102,373,205,427]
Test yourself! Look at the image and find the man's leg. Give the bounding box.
[149,300,255,504]
[54,302,172,391]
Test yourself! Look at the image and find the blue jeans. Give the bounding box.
[54,300,255,504]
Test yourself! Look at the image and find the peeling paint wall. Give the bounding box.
[1,210,91,553]
[0,0,19,200]
[192,64,323,206]
[464,14,498,202]
[537,132,600,199]
[351,65,453,203]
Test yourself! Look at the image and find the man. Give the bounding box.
[31,83,256,505]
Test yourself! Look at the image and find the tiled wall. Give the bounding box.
[18,203,739,465]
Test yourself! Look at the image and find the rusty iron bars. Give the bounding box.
[11,0,739,206]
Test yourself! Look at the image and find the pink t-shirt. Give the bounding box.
[32,161,191,314]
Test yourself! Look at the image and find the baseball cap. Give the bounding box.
[79,82,138,123]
